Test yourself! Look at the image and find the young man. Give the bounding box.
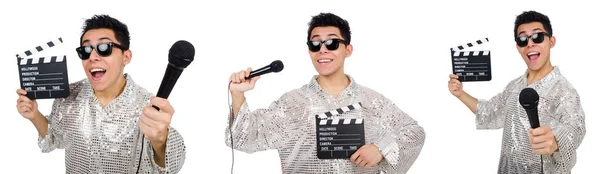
[226,12,425,173]
[448,11,585,173]
[15,15,186,173]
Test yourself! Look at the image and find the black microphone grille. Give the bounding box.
[168,40,195,69]
[270,60,284,73]
[519,88,539,109]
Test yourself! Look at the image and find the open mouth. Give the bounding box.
[90,68,106,80]
[317,59,333,64]
[527,51,540,61]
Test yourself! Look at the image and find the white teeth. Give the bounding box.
[318,59,332,63]
[527,52,540,56]
[90,68,106,73]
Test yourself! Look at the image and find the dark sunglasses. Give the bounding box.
[75,42,125,60]
[307,38,346,52]
[515,32,550,47]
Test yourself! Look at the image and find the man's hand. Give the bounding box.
[229,67,260,96]
[529,125,559,156]
[139,96,175,167]
[16,89,41,121]
[229,68,260,118]
[16,89,48,137]
[448,74,464,98]
[349,144,383,168]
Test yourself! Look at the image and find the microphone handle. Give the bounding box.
[525,109,540,128]
[245,66,271,80]
[153,64,184,111]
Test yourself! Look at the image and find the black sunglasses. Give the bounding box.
[75,42,125,60]
[515,32,550,47]
[307,38,346,52]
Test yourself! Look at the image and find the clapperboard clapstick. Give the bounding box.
[16,37,70,99]
[316,102,366,159]
[450,38,492,82]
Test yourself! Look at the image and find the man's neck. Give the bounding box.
[95,75,127,108]
[527,63,554,86]
[316,71,350,99]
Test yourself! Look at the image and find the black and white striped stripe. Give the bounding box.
[451,38,489,51]
[318,118,363,125]
[452,50,490,57]
[19,55,65,65]
[16,37,63,59]
[316,102,363,119]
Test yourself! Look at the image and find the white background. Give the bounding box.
[0,0,597,173]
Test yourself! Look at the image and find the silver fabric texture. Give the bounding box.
[225,75,425,174]
[38,74,186,174]
[476,66,585,174]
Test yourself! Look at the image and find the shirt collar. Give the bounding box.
[517,66,562,94]
[306,74,358,98]
[79,73,137,110]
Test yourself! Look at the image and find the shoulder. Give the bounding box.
[554,75,580,97]
[278,86,306,102]
[355,84,393,108]
[504,74,525,91]
[357,84,386,98]
[127,79,154,105]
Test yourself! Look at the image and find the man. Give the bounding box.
[226,12,425,173]
[15,14,186,173]
[448,11,585,173]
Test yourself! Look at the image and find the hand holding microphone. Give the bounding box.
[136,40,194,171]
[139,40,194,146]
[519,88,558,156]
[229,67,260,95]
[229,60,284,95]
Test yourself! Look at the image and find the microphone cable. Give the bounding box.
[137,81,237,174]
[136,133,144,174]
[135,106,159,174]
[228,81,235,174]
[540,155,544,174]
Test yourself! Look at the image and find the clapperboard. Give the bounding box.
[315,102,365,159]
[450,38,492,82]
[16,37,69,99]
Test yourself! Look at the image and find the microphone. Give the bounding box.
[137,41,194,174]
[154,40,195,110]
[519,88,540,128]
[245,60,284,80]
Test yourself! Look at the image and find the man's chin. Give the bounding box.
[527,64,543,72]
[88,79,107,92]
[90,85,107,93]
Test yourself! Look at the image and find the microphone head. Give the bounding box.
[519,88,539,109]
[168,40,195,69]
[270,60,284,73]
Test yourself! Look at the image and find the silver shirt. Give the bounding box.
[476,66,585,174]
[225,75,425,174]
[38,74,186,174]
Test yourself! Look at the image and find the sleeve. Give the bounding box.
[373,97,426,174]
[475,84,511,129]
[224,93,289,154]
[38,98,65,153]
[543,86,586,173]
[141,126,186,174]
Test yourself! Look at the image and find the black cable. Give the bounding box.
[228,82,235,174]
[137,82,236,174]
[136,133,144,174]
[137,106,160,173]
[540,155,543,174]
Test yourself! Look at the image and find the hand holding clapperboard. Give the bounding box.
[450,38,492,82]
[16,37,70,99]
